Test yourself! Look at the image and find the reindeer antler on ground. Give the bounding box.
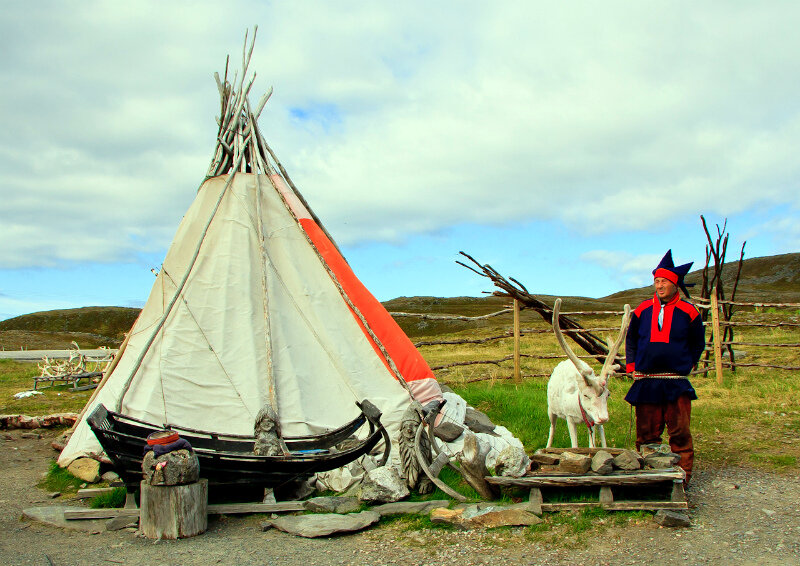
[456,251,617,366]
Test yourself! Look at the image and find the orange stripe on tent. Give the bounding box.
[299,218,435,384]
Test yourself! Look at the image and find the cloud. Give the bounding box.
[1,2,799,270]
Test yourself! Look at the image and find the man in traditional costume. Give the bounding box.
[625,250,705,483]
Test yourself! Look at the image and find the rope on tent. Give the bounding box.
[116,149,249,412]
[158,267,254,420]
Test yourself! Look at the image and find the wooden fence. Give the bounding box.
[391,296,800,384]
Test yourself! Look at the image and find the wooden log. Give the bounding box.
[139,479,208,539]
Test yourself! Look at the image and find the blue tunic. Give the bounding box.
[624,293,705,405]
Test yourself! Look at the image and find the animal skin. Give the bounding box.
[546,299,631,449]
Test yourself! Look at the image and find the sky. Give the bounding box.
[1,1,798,321]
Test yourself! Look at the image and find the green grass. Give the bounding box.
[89,487,127,509]
[38,460,83,493]
[0,359,92,414]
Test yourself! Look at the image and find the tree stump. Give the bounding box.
[139,479,208,539]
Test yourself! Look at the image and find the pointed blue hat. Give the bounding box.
[652,250,694,297]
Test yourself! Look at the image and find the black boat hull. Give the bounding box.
[87,401,390,491]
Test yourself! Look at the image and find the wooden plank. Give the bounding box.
[76,487,116,499]
[541,501,688,512]
[64,508,139,520]
[486,469,684,487]
[208,501,306,514]
[599,486,614,504]
[528,487,543,515]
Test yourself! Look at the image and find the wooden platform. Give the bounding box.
[486,463,687,512]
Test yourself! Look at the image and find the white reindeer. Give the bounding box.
[546,299,631,448]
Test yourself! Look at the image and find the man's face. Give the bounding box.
[654,277,678,301]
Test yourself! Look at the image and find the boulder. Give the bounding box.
[67,458,101,483]
[494,445,530,478]
[263,511,380,538]
[358,466,409,504]
[370,500,450,517]
[306,496,361,514]
[431,505,541,529]
[558,451,591,474]
[654,510,691,527]
[591,450,615,475]
[613,450,643,471]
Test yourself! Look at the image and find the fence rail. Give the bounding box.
[392,294,800,383]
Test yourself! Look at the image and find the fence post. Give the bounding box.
[710,287,724,384]
[513,299,521,383]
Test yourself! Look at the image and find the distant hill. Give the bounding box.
[1,253,797,347]
[603,252,800,305]
[0,306,139,345]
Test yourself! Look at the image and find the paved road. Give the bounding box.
[0,349,117,361]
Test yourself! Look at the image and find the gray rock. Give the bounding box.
[370,500,450,517]
[433,421,465,442]
[101,470,123,486]
[263,510,380,537]
[654,510,691,527]
[613,450,643,471]
[558,451,591,474]
[106,514,139,531]
[306,496,361,514]
[464,408,497,435]
[22,506,106,533]
[142,448,199,485]
[591,450,615,474]
[640,443,673,458]
[439,384,455,395]
[359,466,410,504]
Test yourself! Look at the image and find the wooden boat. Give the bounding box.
[87,400,390,492]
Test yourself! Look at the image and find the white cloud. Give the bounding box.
[1,1,799,269]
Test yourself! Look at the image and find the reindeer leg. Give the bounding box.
[546,412,557,448]
[566,419,579,448]
[598,424,607,448]
[588,426,596,448]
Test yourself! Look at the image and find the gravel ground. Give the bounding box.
[1,429,799,566]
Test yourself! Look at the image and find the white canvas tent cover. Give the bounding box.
[59,33,442,467]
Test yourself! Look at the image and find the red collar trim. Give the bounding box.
[654,268,679,285]
[650,292,680,342]
[578,393,594,429]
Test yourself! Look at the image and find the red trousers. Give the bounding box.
[634,394,694,482]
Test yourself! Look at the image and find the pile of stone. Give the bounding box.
[530,444,681,475]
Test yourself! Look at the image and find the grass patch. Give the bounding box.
[38,460,83,494]
[89,487,127,509]
[0,359,92,414]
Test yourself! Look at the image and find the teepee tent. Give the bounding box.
[59,33,442,468]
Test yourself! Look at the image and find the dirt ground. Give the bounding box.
[1,429,799,566]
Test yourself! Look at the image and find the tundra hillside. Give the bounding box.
[1,252,798,474]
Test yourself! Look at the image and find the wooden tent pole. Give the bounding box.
[711,287,724,385]
[513,299,521,383]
